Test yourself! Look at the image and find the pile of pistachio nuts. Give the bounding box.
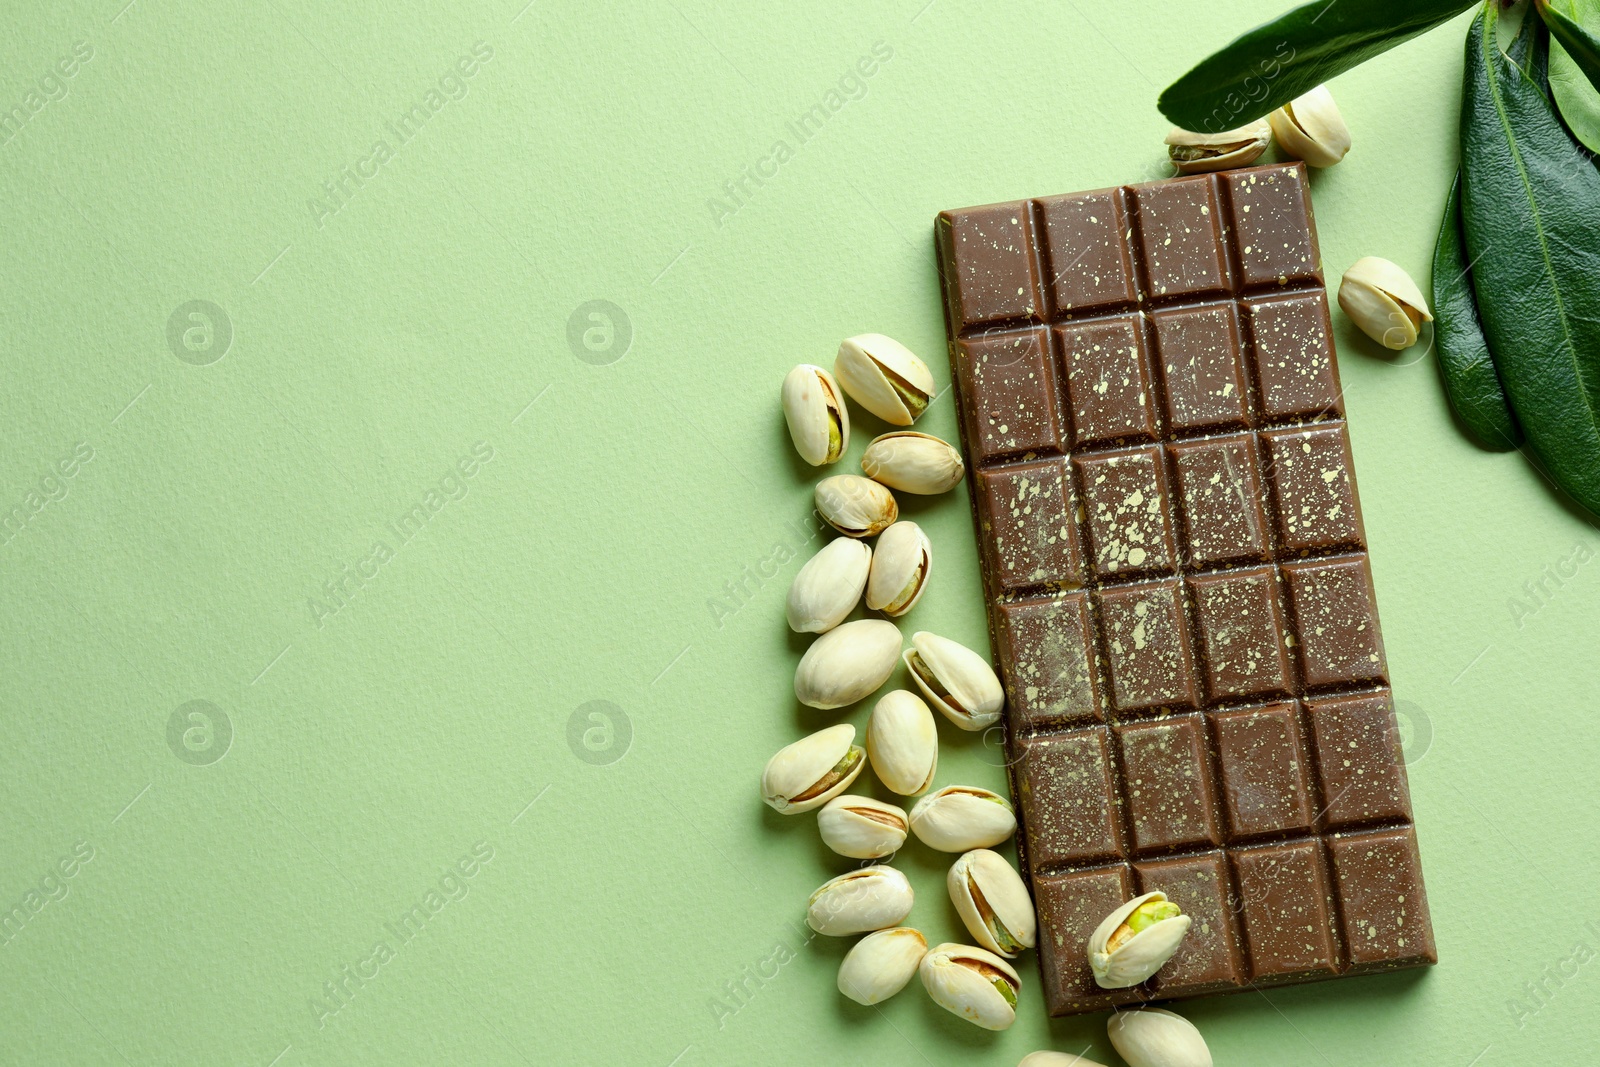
[765,335,1213,1066]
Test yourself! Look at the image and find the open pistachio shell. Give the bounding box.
[948,849,1037,958]
[865,521,931,617]
[817,795,908,859]
[835,334,935,426]
[782,363,849,465]
[1267,84,1350,168]
[793,619,902,710]
[807,865,914,936]
[919,942,1020,1031]
[1018,1054,1112,1067]
[786,536,871,634]
[904,631,1004,730]
[1337,256,1433,350]
[1107,1007,1212,1067]
[861,431,964,494]
[909,786,1016,852]
[815,475,898,538]
[838,926,927,1005]
[760,723,864,814]
[1164,118,1271,175]
[1087,891,1192,989]
[866,689,938,796]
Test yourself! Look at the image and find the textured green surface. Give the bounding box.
[1,1,1596,1064]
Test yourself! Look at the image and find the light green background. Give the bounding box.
[1,0,1594,1063]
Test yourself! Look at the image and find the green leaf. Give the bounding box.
[1461,3,1600,514]
[1543,0,1600,150]
[1537,0,1600,87]
[1159,0,1477,131]
[1430,174,1522,451]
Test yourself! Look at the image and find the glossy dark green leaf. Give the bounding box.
[1537,0,1600,91]
[1542,0,1600,150]
[1430,174,1522,450]
[1159,0,1476,131]
[1461,4,1600,514]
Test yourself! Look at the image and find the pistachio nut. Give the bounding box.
[794,619,902,710]
[861,431,964,495]
[782,363,850,466]
[815,475,899,538]
[866,689,938,796]
[865,521,931,617]
[835,334,935,426]
[760,723,864,814]
[903,631,1004,731]
[948,849,1037,958]
[919,942,1021,1031]
[837,926,927,1005]
[786,536,871,634]
[1337,256,1433,350]
[1267,84,1350,168]
[1164,119,1271,175]
[817,795,909,859]
[1088,891,1192,989]
[806,865,914,936]
[909,786,1016,852]
[1018,1055,1111,1067]
[1106,1008,1212,1067]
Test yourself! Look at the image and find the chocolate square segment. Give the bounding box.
[1262,423,1364,552]
[1131,174,1232,299]
[1116,715,1221,854]
[1306,692,1412,829]
[1038,187,1140,315]
[1221,165,1322,291]
[1188,566,1293,701]
[1328,828,1436,971]
[937,201,1042,329]
[1135,851,1246,995]
[1151,302,1249,432]
[954,327,1063,465]
[1211,703,1314,839]
[977,459,1083,593]
[994,593,1103,728]
[1097,579,1200,715]
[1284,556,1387,688]
[1169,435,1272,567]
[937,165,1430,1015]
[1074,445,1178,578]
[1245,291,1342,419]
[1016,729,1124,868]
[1057,315,1158,446]
[1231,840,1340,982]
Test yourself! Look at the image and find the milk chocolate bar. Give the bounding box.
[934,164,1434,1016]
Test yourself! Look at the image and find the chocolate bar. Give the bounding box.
[934,163,1434,1016]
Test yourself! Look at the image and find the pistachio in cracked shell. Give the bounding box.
[817,795,908,859]
[837,926,927,1006]
[793,618,902,709]
[948,849,1036,958]
[919,942,1021,1031]
[1088,891,1192,989]
[1267,84,1350,168]
[903,631,1004,730]
[760,723,864,814]
[1337,256,1432,350]
[1164,119,1270,175]
[815,475,898,538]
[781,363,849,466]
[786,536,870,634]
[835,334,935,426]
[866,689,938,796]
[861,431,964,495]
[1107,1007,1212,1067]
[1018,1055,1111,1067]
[806,865,914,936]
[865,521,931,617]
[909,786,1016,852]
